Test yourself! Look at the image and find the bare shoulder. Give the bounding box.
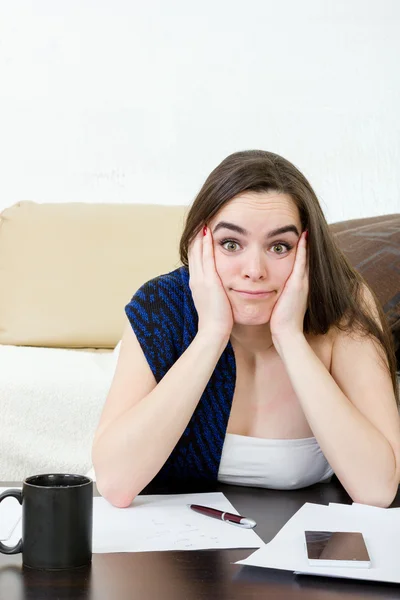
[328,282,397,405]
[331,282,383,338]
[307,282,385,367]
[305,281,383,374]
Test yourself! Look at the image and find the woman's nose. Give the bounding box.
[242,252,267,280]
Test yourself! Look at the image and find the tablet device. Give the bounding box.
[304,530,371,568]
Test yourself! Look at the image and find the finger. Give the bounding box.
[188,228,205,280]
[202,226,217,279]
[305,246,309,280]
[304,232,309,280]
[292,231,308,280]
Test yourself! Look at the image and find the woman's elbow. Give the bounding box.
[96,473,139,508]
[351,484,398,508]
[92,459,139,508]
[106,491,137,509]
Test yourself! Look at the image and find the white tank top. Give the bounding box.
[217,433,334,489]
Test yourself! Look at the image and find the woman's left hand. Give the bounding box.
[270,230,309,344]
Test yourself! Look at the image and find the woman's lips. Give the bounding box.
[232,290,274,299]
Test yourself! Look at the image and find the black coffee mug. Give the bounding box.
[0,474,93,570]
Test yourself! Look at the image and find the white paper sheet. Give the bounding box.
[236,502,400,585]
[92,492,263,552]
[1,489,263,553]
[0,487,22,541]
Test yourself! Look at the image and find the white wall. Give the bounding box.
[0,0,399,223]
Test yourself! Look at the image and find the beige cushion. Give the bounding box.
[0,201,188,348]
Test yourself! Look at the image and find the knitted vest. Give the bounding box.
[125,266,236,486]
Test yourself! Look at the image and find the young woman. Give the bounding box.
[92,150,400,508]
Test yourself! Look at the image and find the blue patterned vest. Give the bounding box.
[125,266,236,486]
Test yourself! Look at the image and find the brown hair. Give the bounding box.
[179,149,399,404]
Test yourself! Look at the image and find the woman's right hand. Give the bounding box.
[188,226,234,341]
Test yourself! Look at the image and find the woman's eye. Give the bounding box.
[221,240,240,252]
[271,243,291,254]
[219,240,293,254]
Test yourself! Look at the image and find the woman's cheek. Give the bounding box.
[214,255,233,294]
[213,250,226,276]
[283,255,297,281]
[274,262,296,299]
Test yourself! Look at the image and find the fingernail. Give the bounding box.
[305,230,309,240]
[203,226,207,236]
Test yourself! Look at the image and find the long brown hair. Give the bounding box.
[179,150,399,404]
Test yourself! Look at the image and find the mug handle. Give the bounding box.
[0,489,23,554]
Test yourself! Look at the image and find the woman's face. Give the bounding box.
[208,191,303,326]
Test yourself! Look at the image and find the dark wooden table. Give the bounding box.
[1,477,399,599]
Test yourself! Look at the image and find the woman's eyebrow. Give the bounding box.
[212,221,300,238]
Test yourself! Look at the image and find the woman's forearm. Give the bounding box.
[274,333,398,507]
[93,331,229,507]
